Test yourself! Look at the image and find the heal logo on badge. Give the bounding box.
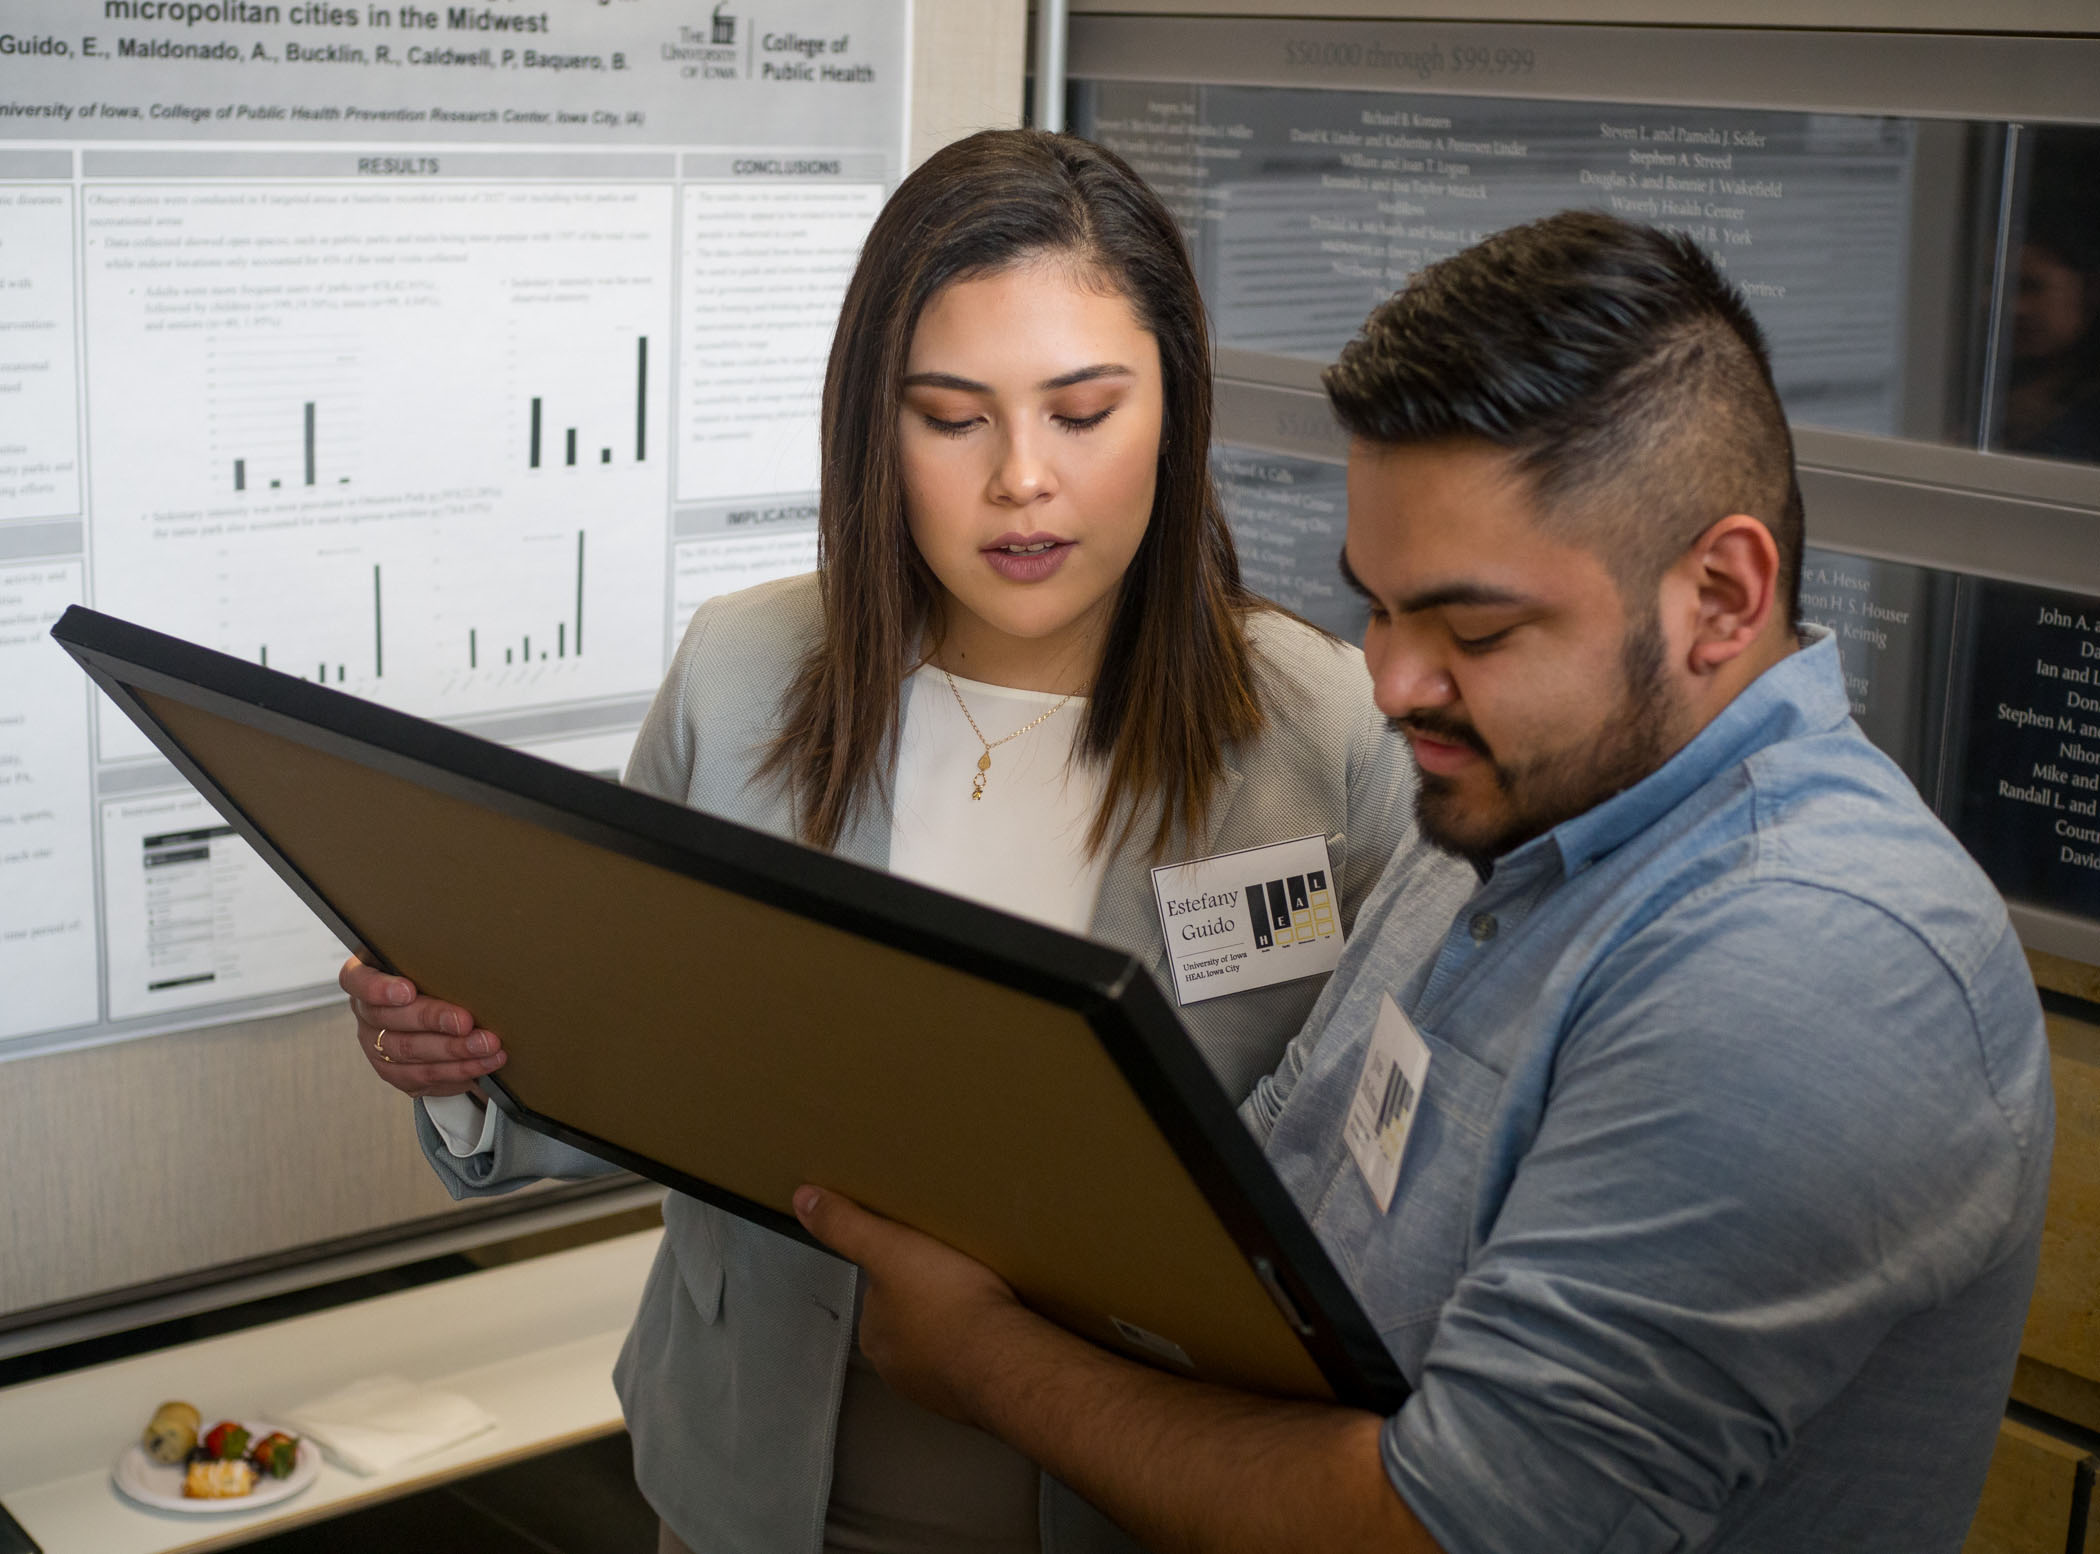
[1245,869,1338,951]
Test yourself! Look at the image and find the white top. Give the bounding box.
[888,663,1107,932]
[425,664,1109,1157]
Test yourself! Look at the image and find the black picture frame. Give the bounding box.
[51,604,1408,1414]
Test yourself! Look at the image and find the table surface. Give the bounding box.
[0,1227,662,1554]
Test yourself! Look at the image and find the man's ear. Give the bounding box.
[1672,514,1781,678]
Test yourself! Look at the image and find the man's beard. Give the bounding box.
[1399,614,1680,867]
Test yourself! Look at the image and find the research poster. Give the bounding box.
[0,0,908,1058]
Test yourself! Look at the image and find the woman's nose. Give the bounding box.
[988,424,1056,507]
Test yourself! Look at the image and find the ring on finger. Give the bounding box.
[375,1027,392,1063]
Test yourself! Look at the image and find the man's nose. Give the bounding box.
[1368,628,1459,721]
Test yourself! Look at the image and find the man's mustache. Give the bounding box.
[1389,713,1492,761]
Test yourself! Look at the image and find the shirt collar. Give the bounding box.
[1497,626,1849,881]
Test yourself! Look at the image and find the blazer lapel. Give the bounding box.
[1086,760,1246,974]
[836,804,891,871]
[832,682,911,872]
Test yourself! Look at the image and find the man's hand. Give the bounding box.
[792,1185,1032,1427]
[793,1185,1444,1554]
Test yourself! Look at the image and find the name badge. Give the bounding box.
[1344,995,1432,1213]
[1148,833,1344,1007]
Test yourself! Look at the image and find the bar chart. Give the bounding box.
[526,340,649,472]
[210,337,361,496]
[147,517,624,732]
[255,563,384,684]
[463,531,586,671]
[81,182,674,761]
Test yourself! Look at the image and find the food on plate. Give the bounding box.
[182,1456,258,1499]
[200,1420,251,1462]
[175,1416,303,1499]
[248,1431,300,1479]
[142,1399,201,1464]
[124,1400,307,1508]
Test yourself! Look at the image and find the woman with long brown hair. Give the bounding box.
[340,129,1446,1554]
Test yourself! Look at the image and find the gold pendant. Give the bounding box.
[971,753,990,801]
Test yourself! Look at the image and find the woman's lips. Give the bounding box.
[982,532,1074,583]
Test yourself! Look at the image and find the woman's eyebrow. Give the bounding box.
[901,371,990,391]
[1039,363,1134,390]
[899,364,1135,392]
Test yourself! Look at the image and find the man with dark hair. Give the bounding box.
[795,211,2054,1554]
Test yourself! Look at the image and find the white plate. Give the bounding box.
[111,1419,319,1514]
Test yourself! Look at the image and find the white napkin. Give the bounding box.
[280,1375,496,1476]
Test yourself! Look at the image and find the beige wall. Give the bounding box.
[1,0,1030,1328]
[911,0,1028,168]
[0,1003,462,1317]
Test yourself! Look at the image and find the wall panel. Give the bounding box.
[0,1003,463,1317]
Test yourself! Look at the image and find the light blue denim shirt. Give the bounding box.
[1248,629,2053,1554]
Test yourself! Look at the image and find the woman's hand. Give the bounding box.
[340,957,506,1099]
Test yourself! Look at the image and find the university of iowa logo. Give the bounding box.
[711,2,735,44]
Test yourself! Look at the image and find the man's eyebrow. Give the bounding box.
[899,364,1134,393]
[1337,550,1536,614]
[1338,549,1378,603]
[1395,582,1536,614]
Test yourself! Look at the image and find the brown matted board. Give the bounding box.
[51,605,1408,1411]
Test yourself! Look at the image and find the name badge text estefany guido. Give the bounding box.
[1148,833,1345,1007]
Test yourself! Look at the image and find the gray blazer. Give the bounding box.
[413,572,1442,1554]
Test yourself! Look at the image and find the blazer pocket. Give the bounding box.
[660,1191,727,1324]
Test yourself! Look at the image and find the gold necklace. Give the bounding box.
[941,668,1079,801]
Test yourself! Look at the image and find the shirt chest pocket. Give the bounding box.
[1314,1023,1505,1377]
